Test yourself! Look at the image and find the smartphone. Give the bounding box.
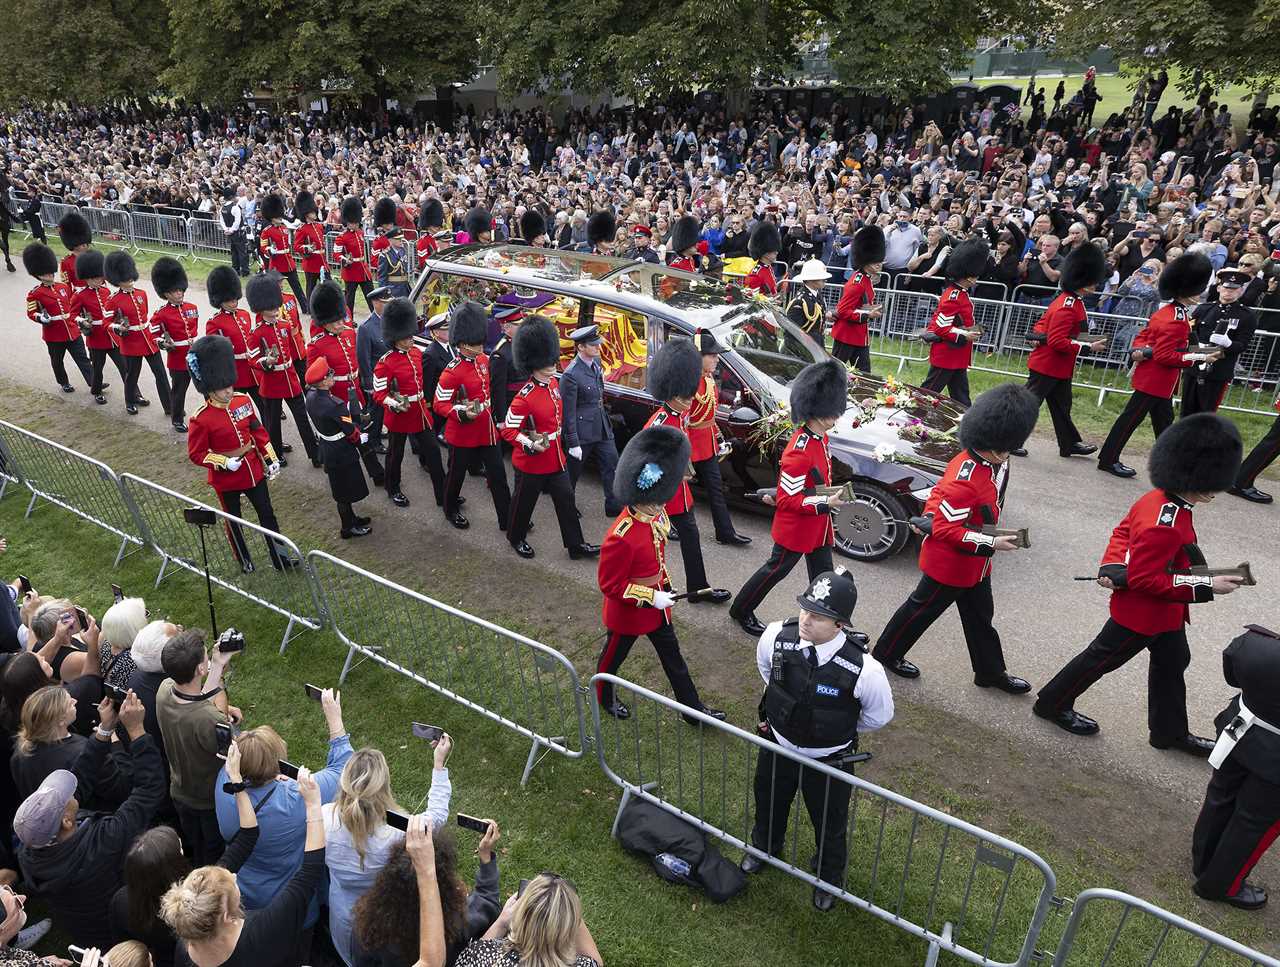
[215,722,232,754]
[518,878,531,898]
[111,583,124,604]
[456,813,489,834]
[68,947,86,965]
[385,809,410,831]
[278,758,300,780]
[183,507,218,526]
[411,722,444,743]
[304,683,324,702]
[16,575,32,595]
[72,607,89,632]
[104,683,128,707]
[1133,230,1149,239]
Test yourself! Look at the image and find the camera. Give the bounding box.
[216,627,246,654]
[104,683,129,707]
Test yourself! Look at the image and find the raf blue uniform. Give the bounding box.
[561,336,621,517]
[355,304,388,447]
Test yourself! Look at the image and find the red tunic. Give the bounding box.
[186,394,276,493]
[70,284,118,351]
[281,292,306,360]
[668,255,696,272]
[416,232,440,261]
[926,285,976,370]
[292,222,327,274]
[1131,303,1194,399]
[308,328,364,405]
[334,230,372,283]
[110,288,157,357]
[686,374,720,462]
[206,308,256,390]
[598,508,673,635]
[501,377,568,474]
[744,261,778,295]
[26,282,77,343]
[60,253,85,292]
[772,427,834,553]
[370,234,390,265]
[918,451,1005,588]
[433,354,498,447]
[643,406,693,516]
[832,271,875,347]
[249,316,302,399]
[152,300,200,371]
[373,347,432,434]
[1028,293,1089,380]
[258,224,296,273]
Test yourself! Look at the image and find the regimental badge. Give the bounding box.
[1158,502,1179,527]
[957,460,975,481]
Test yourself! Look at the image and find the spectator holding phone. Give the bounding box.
[11,686,131,810]
[29,603,100,685]
[98,598,149,690]
[454,874,601,967]
[126,621,179,763]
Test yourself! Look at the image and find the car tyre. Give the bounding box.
[832,481,910,563]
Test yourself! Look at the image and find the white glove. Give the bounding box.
[1185,352,1208,363]
[1209,332,1231,348]
[359,432,369,444]
[568,446,583,460]
[225,456,243,472]
[652,590,677,610]
[266,461,281,479]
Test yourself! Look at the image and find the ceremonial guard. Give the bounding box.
[278,271,308,386]
[371,197,398,267]
[595,425,725,722]
[335,197,374,314]
[831,226,885,372]
[186,335,289,572]
[1229,401,1280,504]
[731,360,846,636]
[377,227,410,298]
[70,249,127,405]
[291,190,327,305]
[460,206,494,245]
[739,569,894,911]
[500,315,600,560]
[787,259,829,337]
[919,239,989,407]
[743,222,782,296]
[150,257,199,432]
[56,211,91,292]
[1036,414,1248,748]
[872,384,1037,692]
[1191,625,1280,911]
[23,242,93,393]
[562,325,621,518]
[1181,268,1256,416]
[416,199,445,260]
[1097,254,1216,477]
[307,280,385,487]
[1023,244,1109,458]
[580,210,616,255]
[519,209,548,247]
[372,297,446,509]
[487,312,528,425]
[257,193,306,311]
[356,286,393,451]
[433,302,511,530]
[644,340,730,605]
[632,224,660,264]
[245,272,316,468]
[687,331,750,547]
[205,266,260,410]
[304,357,372,539]
[666,216,702,272]
[107,250,171,418]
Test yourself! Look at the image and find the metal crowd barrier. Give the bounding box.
[0,421,145,566]
[307,549,588,785]
[590,674,1058,966]
[117,474,322,651]
[130,208,195,258]
[189,216,235,262]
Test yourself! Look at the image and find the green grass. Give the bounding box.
[9,229,224,284]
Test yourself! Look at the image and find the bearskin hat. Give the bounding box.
[187,334,238,396]
[75,249,105,282]
[449,301,488,346]
[206,265,242,308]
[958,383,1040,453]
[463,207,492,240]
[520,209,547,244]
[945,238,990,281]
[748,221,782,260]
[513,314,561,372]
[57,211,92,250]
[381,297,419,344]
[104,250,138,286]
[245,272,283,313]
[587,209,617,247]
[613,424,692,508]
[418,198,444,230]
[340,196,364,225]
[260,193,286,222]
[1158,252,1213,301]
[853,225,886,269]
[373,197,398,228]
[21,243,58,278]
[293,191,318,219]
[789,359,848,424]
[310,280,346,326]
[1060,242,1108,293]
[1148,413,1242,494]
[151,256,188,296]
[646,339,702,402]
[670,215,701,255]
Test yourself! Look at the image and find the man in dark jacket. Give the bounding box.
[561,325,620,518]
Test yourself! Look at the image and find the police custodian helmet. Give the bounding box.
[797,569,857,624]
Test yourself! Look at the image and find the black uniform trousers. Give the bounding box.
[692,456,738,541]
[214,480,288,570]
[228,232,249,276]
[595,621,701,710]
[568,438,622,517]
[47,337,93,389]
[443,443,511,525]
[386,429,445,505]
[260,395,317,463]
[344,280,375,315]
[1237,414,1280,488]
[90,346,128,396]
[831,341,871,373]
[1025,371,1083,454]
[1098,390,1173,466]
[669,510,711,593]
[752,741,854,886]
[1036,619,1191,741]
[733,543,834,619]
[872,574,1007,681]
[304,272,325,307]
[168,371,192,425]
[508,467,584,549]
[1180,374,1228,417]
[124,353,172,415]
[1192,755,1280,897]
[280,269,308,314]
[921,366,971,407]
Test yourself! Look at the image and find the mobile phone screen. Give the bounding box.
[278,759,300,780]
[304,683,324,702]
[385,810,410,831]
[17,575,32,595]
[456,813,488,833]
[411,722,444,742]
[74,607,89,632]
[111,583,124,603]
[215,723,232,754]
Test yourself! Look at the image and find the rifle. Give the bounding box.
[522,413,550,450]
[910,329,942,343]
[454,382,485,420]
[387,375,408,411]
[981,525,1030,548]
[76,309,93,337]
[1167,561,1256,586]
[347,386,371,429]
[748,481,854,503]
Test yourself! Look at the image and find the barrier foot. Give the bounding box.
[0,477,8,500]
[896,356,908,374]
[154,553,171,589]
[24,492,39,519]
[113,535,130,568]
[338,643,359,684]
[610,782,658,839]
[520,735,565,787]
[278,615,297,655]
[337,644,381,684]
[923,922,952,967]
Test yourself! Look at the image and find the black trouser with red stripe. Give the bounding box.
[1236,415,1280,489]
[1180,374,1229,417]
[47,337,93,389]
[1192,755,1280,897]
[344,279,375,315]
[1036,619,1191,741]
[921,366,971,407]
[169,371,192,426]
[1026,371,1083,454]
[872,574,1007,681]
[90,346,128,395]
[443,443,510,524]
[670,510,710,593]
[732,543,833,620]
[260,395,317,463]
[1098,390,1173,467]
[386,429,445,504]
[215,479,289,570]
[692,455,738,541]
[508,467,583,549]
[124,353,172,415]
[831,341,871,373]
[595,620,701,710]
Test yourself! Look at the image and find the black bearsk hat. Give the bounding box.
[1060,242,1107,292]
[260,193,286,221]
[614,424,692,507]
[340,196,364,225]
[381,298,420,344]
[464,207,492,238]
[646,339,702,401]
[310,280,346,326]
[188,334,237,395]
[958,383,1039,452]
[520,208,547,242]
[293,191,318,219]
[513,314,561,371]
[373,197,398,228]
[670,215,701,255]
[245,272,283,313]
[449,301,488,346]
[945,238,990,280]
[76,249,106,281]
[587,209,617,246]
[206,265,242,308]
[57,211,92,249]
[1158,252,1213,301]
[789,359,848,423]
[853,225,886,268]
[1148,413,1242,494]
[22,243,58,278]
[151,256,188,295]
[748,221,782,260]
[104,250,138,286]
[418,198,444,230]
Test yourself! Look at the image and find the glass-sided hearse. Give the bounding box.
[410,245,966,562]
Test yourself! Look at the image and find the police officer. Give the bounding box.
[1191,625,1280,911]
[787,259,829,337]
[562,325,621,518]
[1181,268,1257,417]
[740,569,894,911]
[356,285,394,451]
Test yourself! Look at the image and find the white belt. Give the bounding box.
[1209,697,1280,769]
[399,393,422,403]
[316,429,347,442]
[234,352,250,360]
[43,313,67,321]
[170,338,192,347]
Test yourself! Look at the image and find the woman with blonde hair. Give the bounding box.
[10,686,129,809]
[98,597,149,689]
[454,874,602,967]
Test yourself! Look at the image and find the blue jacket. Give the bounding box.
[560,354,613,448]
[355,313,386,391]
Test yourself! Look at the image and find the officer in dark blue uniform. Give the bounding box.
[356,285,393,451]
[561,325,621,517]
[740,569,894,911]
